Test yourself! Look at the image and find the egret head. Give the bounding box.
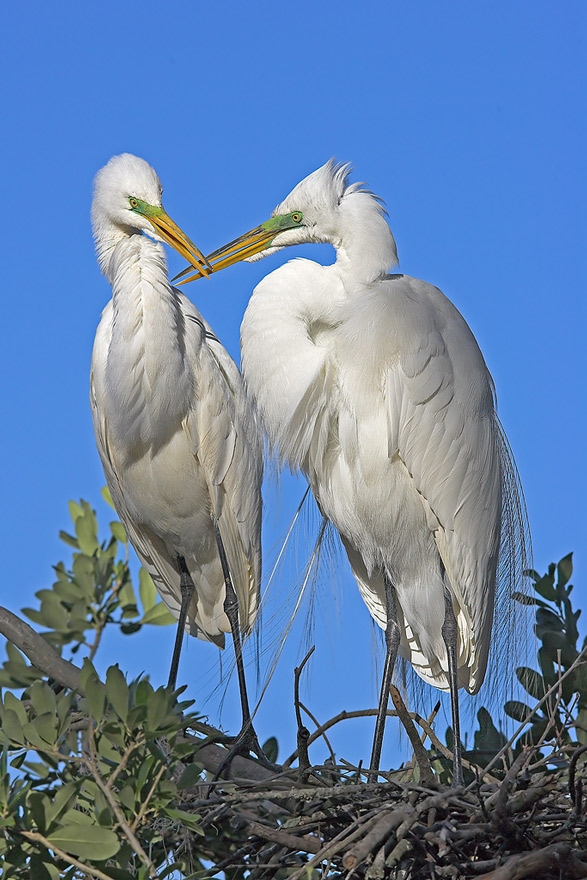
[176,159,397,283]
[92,153,209,278]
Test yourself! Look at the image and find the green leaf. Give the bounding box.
[68,501,84,523]
[541,631,578,666]
[534,570,556,602]
[27,853,60,880]
[75,513,99,557]
[45,782,79,827]
[106,666,129,724]
[516,667,545,700]
[177,763,203,791]
[138,569,157,612]
[520,719,551,746]
[504,700,534,723]
[262,736,278,763]
[472,706,507,756]
[101,485,115,509]
[28,791,48,832]
[538,647,557,686]
[121,622,142,635]
[23,712,57,746]
[557,553,573,591]
[3,692,28,726]
[117,784,136,811]
[141,603,176,626]
[58,531,79,549]
[117,578,137,611]
[535,607,564,631]
[29,681,57,717]
[52,579,83,603]
[163,807,203,833]
[146,688,170,732]
[72,554,96,598]
[2,709,25,744]
[38,593,68,630]
[110,521,128,544]
[46,823,120,860]
[80,660,106,723]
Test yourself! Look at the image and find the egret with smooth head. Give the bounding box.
[182,160,528,783]
[90,153,264,757]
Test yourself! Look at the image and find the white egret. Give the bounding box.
[183,160,527,783]
[90,154,265,756]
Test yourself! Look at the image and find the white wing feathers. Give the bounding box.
[184,309,263,632]
[384,277,502,692]
[90,293,262,647]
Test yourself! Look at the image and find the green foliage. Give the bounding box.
[0,666,205,878]
[0,496,175,691]
[504,552,587,747]
[0,496,209,878]
[444,554,584,781]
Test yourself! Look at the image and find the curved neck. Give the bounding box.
[102,233,192,455]
[333,191,398,285]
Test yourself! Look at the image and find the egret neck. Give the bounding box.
[104,234,193,459]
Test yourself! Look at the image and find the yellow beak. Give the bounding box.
[148,210,212,278]
[173,224,277,285]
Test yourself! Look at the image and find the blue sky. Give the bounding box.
[0,2,584,768]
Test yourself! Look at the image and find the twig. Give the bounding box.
[476,841,587,879]
[299,701,337,765]
[86,725,158,878]
[343,806,412,870]
[390,684,435,785]
[245,818,321,854]
[283,708,398,768]
[385,837,413,868]
[130,762,167,832]
[287,808,385,880]
[412,714,501,785]
[417,700,441,746]
[294,646,315,770]
[17,829,115,880]
[107,738,142,792]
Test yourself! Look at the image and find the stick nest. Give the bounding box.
[178,743,587,880]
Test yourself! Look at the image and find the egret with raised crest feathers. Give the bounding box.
[90,153,265,758]
[184,160,527,783]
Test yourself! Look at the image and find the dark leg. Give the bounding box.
[369,575,401,781]
[213,523,273,769]
[168,555,195,690]
[441,588,463,786]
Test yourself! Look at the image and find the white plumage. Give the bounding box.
[242,258,501,694]
[90,154,262,652]
[200,159,526,777]
[237,160,503,691]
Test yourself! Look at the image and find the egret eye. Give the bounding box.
[129,197,139,209]
[291,212,302,223]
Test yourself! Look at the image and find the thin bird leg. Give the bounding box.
[167,555,195,690]
[213,523,272,769]
[441,588,463,786]
[369,574,401,781]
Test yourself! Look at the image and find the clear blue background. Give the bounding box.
[0,1,584,769]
